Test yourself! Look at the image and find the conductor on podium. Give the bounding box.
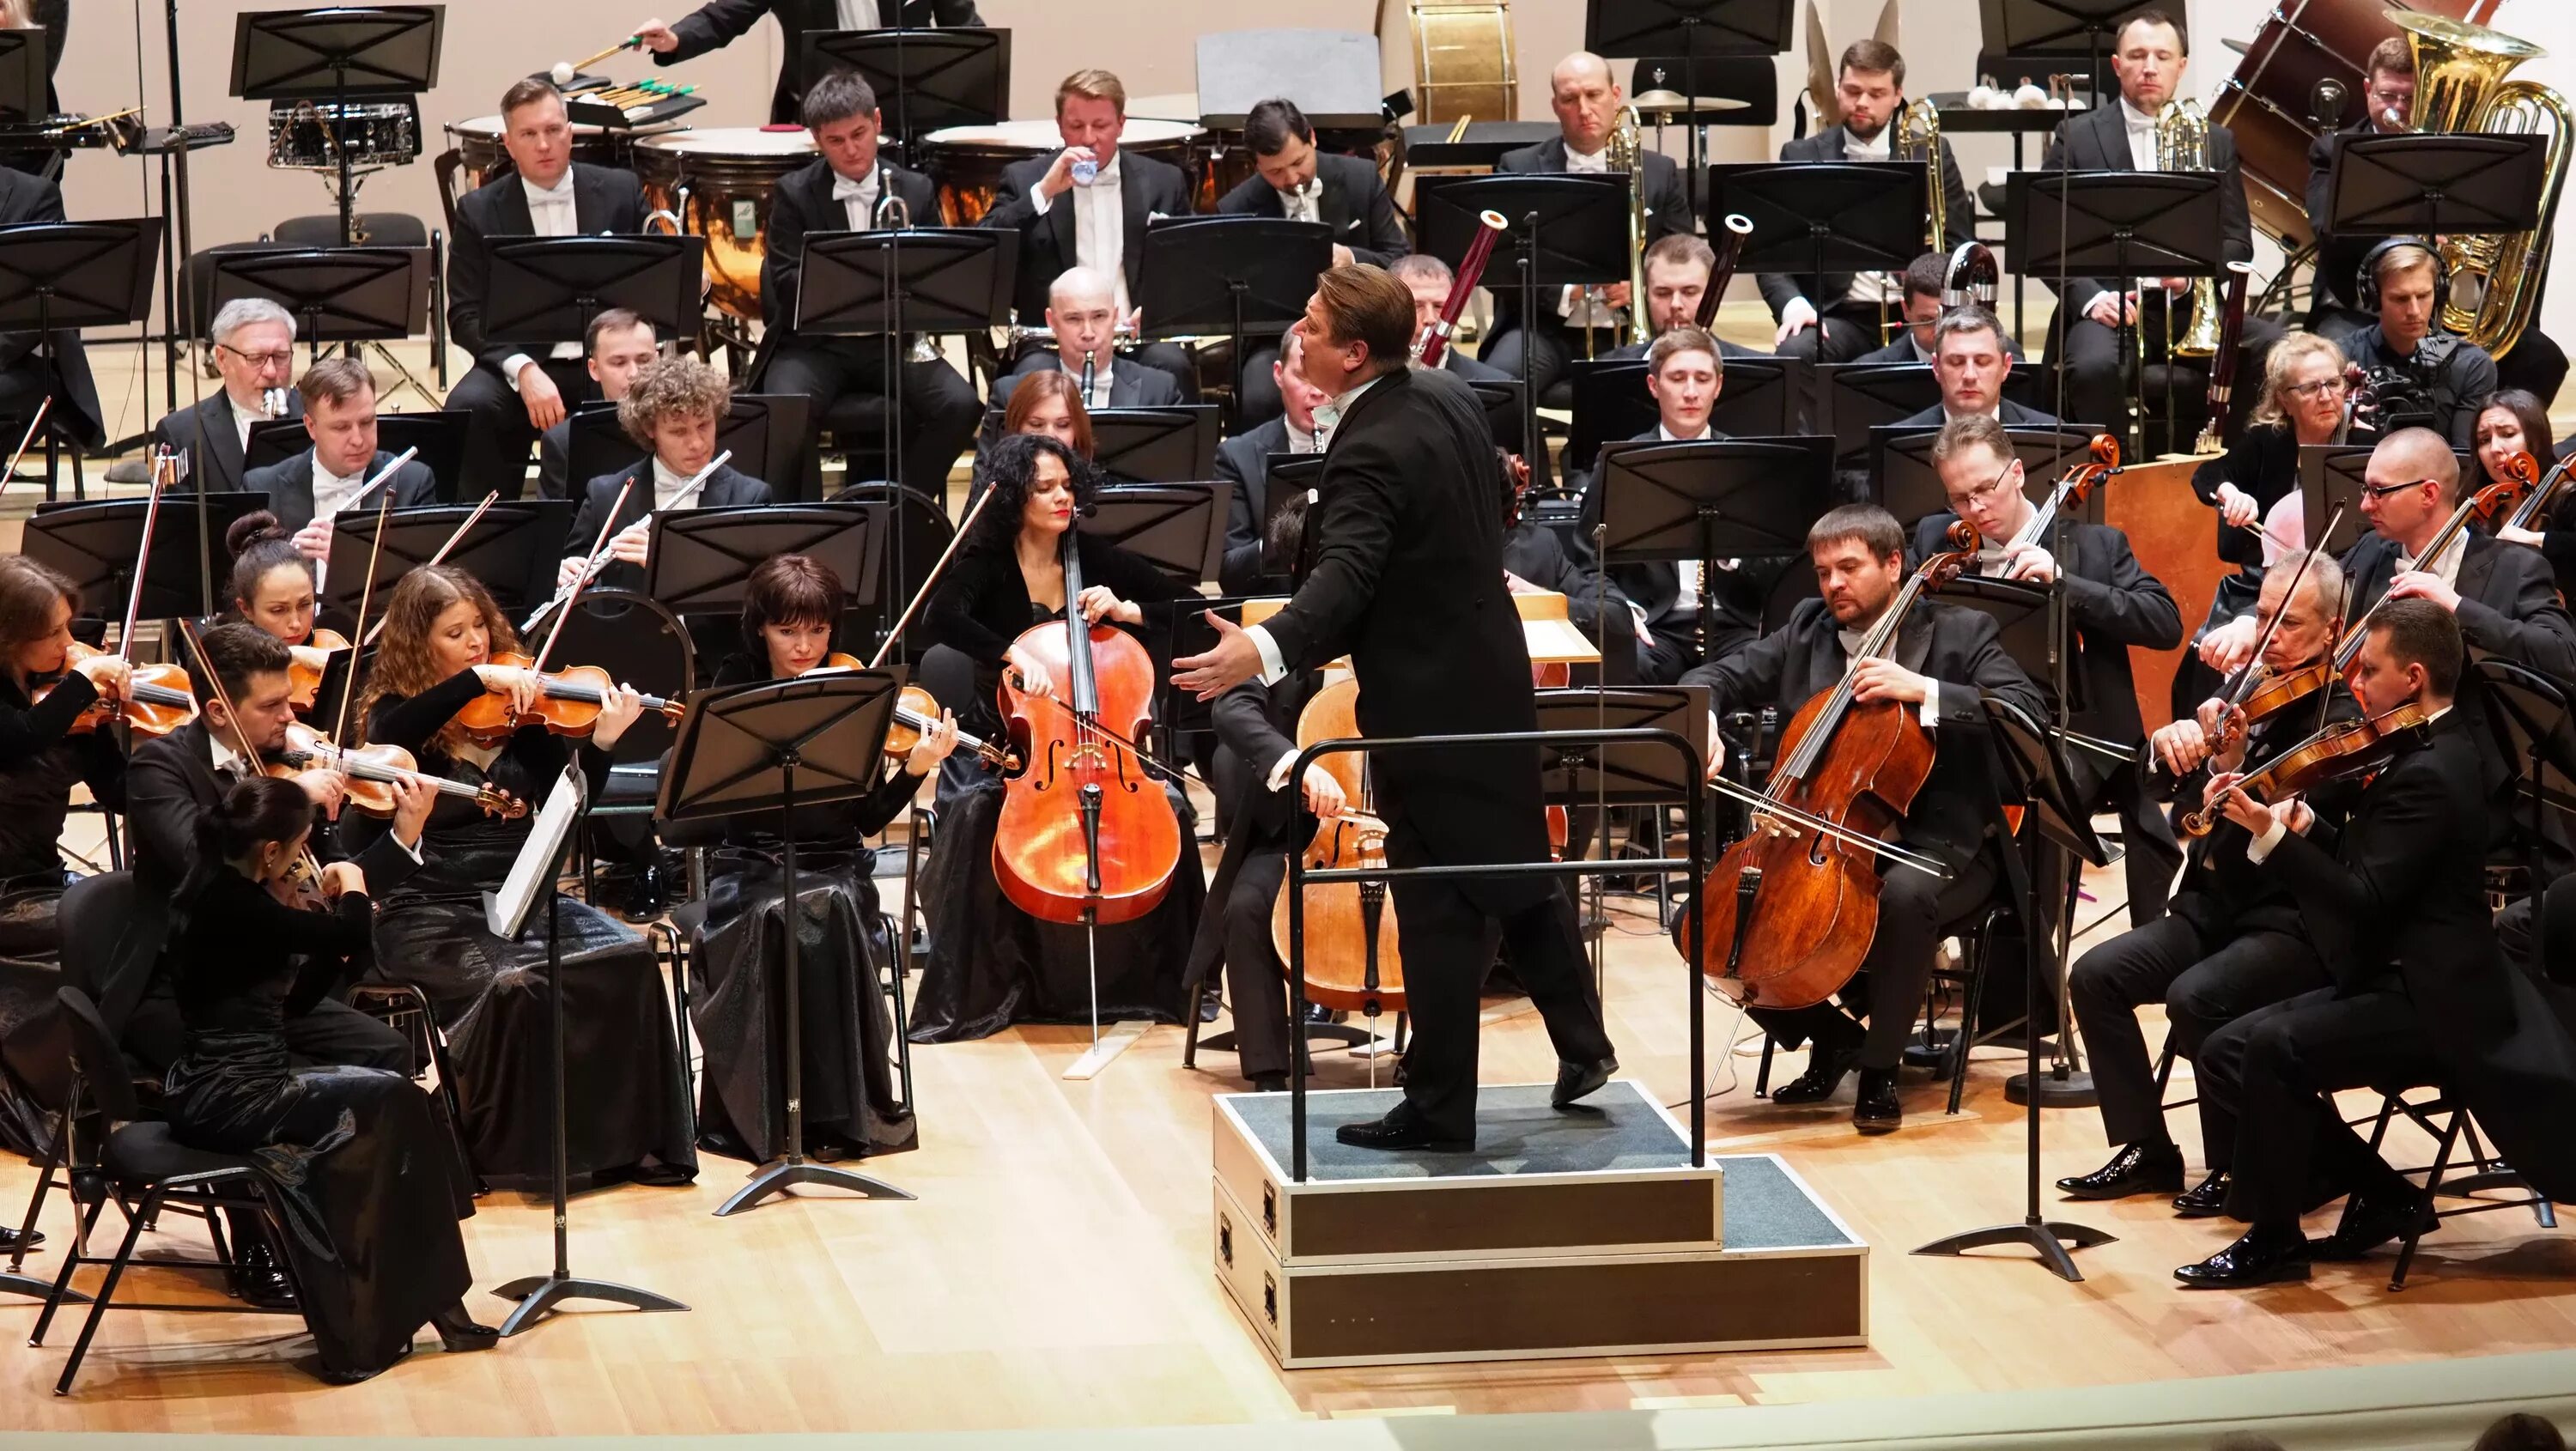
[1173,264,1618,1153]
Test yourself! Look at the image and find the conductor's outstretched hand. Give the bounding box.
[1173,610,1264,701]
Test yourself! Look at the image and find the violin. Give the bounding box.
[1269,677,1404,1019]
[1998,434,2120,559]
[990,536,1182,926]
[2179,701,2435,838]
[286,628,351,713]
[41,642,198,738]
[812,654,1018,772]
[1676,523,1986,1010]
[266,719,527,819]
[2193,510,2344,761]
[2499,450,2564,535]
[452,652,686,745]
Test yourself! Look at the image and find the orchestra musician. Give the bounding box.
[1173,265,1618,1153]
[222,513,323,646]
[1601,235,1771,362]
[355,566,697,1186]
[981,69,1198,402]
[909,433,1205,1041]
[560,355,774,596]
[1388,255,1513,385]
[2481,390,2573,595]
[1917,416,2184,920]
[0,556,126,961]
[997,266,1187,410]
[636,0,986,127]
[1223,97,1412,428]
[240,357,438,556]
[1216,328,1332,596]
[1486,52,1692,406]
[1686,502,2046,1132]
[756,70,982,495]
[677,554,953,1162]
[537,307,662,502]
[2191,332,2350,577]
[999,367,1093,458]
[1851,255,2026,366]
[2057,553,2353,1211]
[1895,306,2059,430]
[2178,601,2576,1287]
[2344,239,2497,448]
[445,79,647,500]
[1759,41,1975,365]
[151,298,302,495]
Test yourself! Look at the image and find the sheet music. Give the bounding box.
[483,765,582,940]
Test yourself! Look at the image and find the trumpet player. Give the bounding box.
[1758,40,1973,366]
[756,70,981,495]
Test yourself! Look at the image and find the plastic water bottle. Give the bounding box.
[1071,153,1098,186]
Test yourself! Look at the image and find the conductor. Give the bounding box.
[1173,265,1618,1152]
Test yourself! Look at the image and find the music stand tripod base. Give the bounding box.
[714,1156,917,1217]
[494,1270,689,1334]
[2007,1067,2099,1108]
[1911,1217,2117,1284]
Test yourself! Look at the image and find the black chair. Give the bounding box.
[2362,1085,2558,1291]
[343,981,484,1197]
[32,987,301,1396]
[270,213,428,248]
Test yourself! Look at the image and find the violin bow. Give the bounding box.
[0,397,50,501]
[116,461,170,666]
[1701,769,1953,880]
[330,488,397,746]
[866,480,1003,670]
[360,491,500,648]
[529,475,640,677]
[177,618,333,883]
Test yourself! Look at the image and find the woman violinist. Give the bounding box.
[681,554,957,1162]
[350,564,696,1187]
[222,511,351,720]
[2480,390,2572,594]
[910,433,1206,1041]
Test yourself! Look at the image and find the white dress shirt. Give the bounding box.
[1277,176,1321,224]
[2119,97,2160,171]
[1059,357,1114,411]
[1838,622,1945,729]
[1033,153,1131,317]
[835,0,884,26]
[1247,375,1386,682]
[1558,143,1620,329]
[1842,125,1903,309]
[208,731,252,782]
[230,398,264,452]
[834,166,884,229]
[652,454,704,511]
[2397,532,2468,589]
[503,172,585,388]
[1284,417,1319,454]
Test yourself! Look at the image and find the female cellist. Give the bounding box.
[350,563,696,1187]
[683,554,957,1162]
[909,433,1206,1041]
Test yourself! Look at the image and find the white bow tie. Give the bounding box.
[834,171,877,203]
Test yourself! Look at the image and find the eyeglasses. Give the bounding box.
[2361,477,2437,499]
[2284,377,2348,398]
[217,343,295,369]
[1947,458,2019,511]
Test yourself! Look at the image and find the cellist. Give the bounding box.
[1684,503,2044,1133]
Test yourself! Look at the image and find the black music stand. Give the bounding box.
[1565,360,1656,476]
[799,27,1008,158]
[319,500,574,618]
[1137,217,1332,434]
[0,29,42,127]
[1534,684,1710,980]
[2324,133,2549,245]
[564,395,811,501]
[249,410,472,502]
[483,235,704,348]
[645,502,884,616]
[1708,161,1923,323]
[230,7,444,244]
[1083,483,1228,590]
[206,246,428,359]
[23,494,270,622]
[1595,437,1832,663]
[0,219,163,573]
[2296,444,2377,558]
[1460,377,1529,461]
[1091,405,1219,485]
[801,228,1014,495]
[1915,695,2112,1280]
[1818,362,1939,471]
[1710,355,1807,437]
[1872,425,2100,528]
[2473,660,2576,900]
[1587,0,1789,218]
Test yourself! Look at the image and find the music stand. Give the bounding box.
[2472,659,2576,898]
[319,500,574,618]
[0,29,43,126]
[0,219,165,584]
[1090,405,1219,485]
[1710,355,1807,437]
[1873,425,2100,528]
[482,235,704,348]
[1083,483,1228,590]
[1137,216,1331,433]
[800,27,1007,158]
[1708,161,1923,313]
[645,502,884,616]
[1534,683,1710,980]
[800,227,1014,497]
[1818,362,1939,471]
[250,410,472,502]
[1595,436,1832,663]
[1914,695,2113,1281]
[563,395,811,501]
[1460,377,1529,461]
[23,494,270,623]
[1565,360,1656,476]
[206,246,429,358]
[2324,133,2549,244]
[1587,0,1789,218]
[229,6,444,244]
[1978,0,2147,111]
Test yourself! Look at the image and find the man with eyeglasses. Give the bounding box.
[151,298,303,495]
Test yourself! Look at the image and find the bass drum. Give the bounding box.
[917,118,1206,226]
[632,128,819,322]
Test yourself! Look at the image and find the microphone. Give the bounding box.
[2308,78,2348,131]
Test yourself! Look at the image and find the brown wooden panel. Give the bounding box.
[2110,457,2223,732]
[1289,1175,1720,1260]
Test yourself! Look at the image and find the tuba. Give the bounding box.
[2392,13,2571,361]
[2155,99,2226,359]
[1600,102,1651,351]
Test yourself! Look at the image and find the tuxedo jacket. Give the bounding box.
[2038,100,2252,321]
[2157,683,2361,944]
[1907,510,2184,744]
[759,155,941,332]
[1492,136,1690,332]
[240,447,440,532]
[1893,398,2058,430]
[153,389,305,495]
[980,150,1195,323]
[1754,124,1973,321]
[1213,414,1297,596]
[1576,427,1763,644]
[1215,152,1410,268]
[0,169,104,445]
[566,459,774,593]
[1680,596,2046,865]
[660,0,984,124]
[449,163,650,376]
[1000,349,1184,408]
[537,416,574,501]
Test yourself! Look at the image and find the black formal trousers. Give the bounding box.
[1752,848,1998,1071]
[2056,301,2284,446]
[446,356,598,501]
[2108,762,2184,923]
[1221,852,1294,1082]
[122,983,411,1078]
[765,335,981,493]
[2069,915,2329,1150]
[2198,985,2432,1225]
[1773,301,1884,366]
[1482,318,1624,411]
[1394,875,1610,1141]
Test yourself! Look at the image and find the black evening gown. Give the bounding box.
[162,875,473,1381]
[908,536,1206,1042]
[679,654,920,1162]
[0,670,124,1156]
[356,671,696,1187]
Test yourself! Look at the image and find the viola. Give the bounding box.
[2179,701,2434,838]
[990,537,1181,926]
[41,642,197,738]
[1269,677,1405,1018]
[452,652,686,745]
[2196,511,2344,760]
[286,628,351,713]
[266,719,526,820]
[811,654,1018,772]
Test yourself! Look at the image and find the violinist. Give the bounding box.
[2181,601,2576,1287]
[680,555,956,1163]
[0,556,128,960]
[1684,503,2045,1132]
[910,432,1205,1041]
[2479,391,2572,594]
[354,565,696,1187]
[559,354,771,595]
[2058,554,2354,1211]
[224,513,319,647]
[1920,416,2184,919]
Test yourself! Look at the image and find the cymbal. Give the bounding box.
[1631,90,1751,118]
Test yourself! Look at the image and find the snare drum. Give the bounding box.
[269,100,421,170]
[917,118,1206,226]
[633,127,818,322]
[445,112,677,194]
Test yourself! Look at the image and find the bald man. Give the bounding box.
[1486,52,1692,408]
[997,265,1186,410]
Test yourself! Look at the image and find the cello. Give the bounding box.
[1678,523,1985,1009]
[1269,676,1402,1023]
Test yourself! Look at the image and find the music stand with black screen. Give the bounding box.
[1533,681,1711,974]
[1461,377,1528,459]
[482,235,704,348]
[1136,216,1332,432]
[645,503,884,617]
[1586,0,1790,220]
[799,228,1015,495]
[0,217,163,535]
[1090,405,1219,485]
[1566,360,1657,475]
[565,395,813,502]
[2296,443,2475,560]
[799,27,1007,157]
[249,410,473,503]
[2324,132,2549,246]
[1707,161,1924,318]
[1595,436,1833,659]
[229,7,444,245]
[2474,659,2576,896]
[1819,361,2050,470]
[1082,483,1229,590]
[1873,425,2101,528]
[320,501,574,620]
[207,246,430,361]
[0,30,43,126]
[25,494,272,623]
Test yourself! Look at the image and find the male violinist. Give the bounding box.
[1173,264,1617,1153]
[2178,600,2576,1286]
[2057,553,2354,1211]
[1684,502,2044,1132]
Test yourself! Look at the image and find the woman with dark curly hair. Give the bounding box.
[910,433,1206,1041]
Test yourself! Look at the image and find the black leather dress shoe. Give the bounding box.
[1772,1041,1864,1105]
[1552,1055,1617,1108]
[0,1225,43,1253]
[2308,1187,2433,1261]
[235,1251,298,1311]
[1334,1108,1472,1154]
[2174,1223,2312,1288]
[432,1301,500,1352]
[1200,985,1224,1023]
[2059,1142,2186,1200]
[2172,1169,2233,1218]
[1852,1067,1902,1133]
